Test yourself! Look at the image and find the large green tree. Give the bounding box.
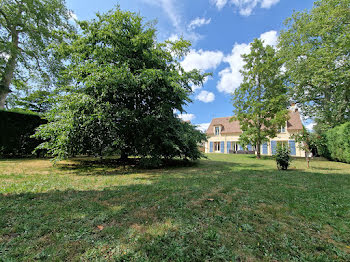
[278,0,350,128]
[232,39,289,159]
[0,0,74,109]
[34,8,207,164]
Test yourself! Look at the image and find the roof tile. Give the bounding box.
[206,110,303,135]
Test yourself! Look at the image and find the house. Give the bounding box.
[205,108,305,157]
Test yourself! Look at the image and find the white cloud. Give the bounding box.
[305,122,315,132]
[196,123,210,133]
[178,113,196,122]
[188,17,211,30]
[181,49,224,72]
[0,52,10,61]
[181,49,223,92]
[168,34,180,42]
[261,0,280,8]
[211,0,280,16]
[217,30,278,94]
[217,42,250,93]
[143,0,181,30]
[143,0,202,43]
[196,90,215,103]
[260,30,278,46]
[211,0,228,10]
[68,11,78,21]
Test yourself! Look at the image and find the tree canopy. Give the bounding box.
[0,0,74,109]
[232,38,289,158]
[278,0,350,129]
[34,8,207,164]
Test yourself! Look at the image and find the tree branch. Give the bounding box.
[0,8,11,30]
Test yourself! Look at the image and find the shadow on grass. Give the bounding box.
[55,157,203,176]
[311,166,341,171]
[54,157,267,177]
[1,162,350,261]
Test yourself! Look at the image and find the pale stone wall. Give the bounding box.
[205,130,305,157]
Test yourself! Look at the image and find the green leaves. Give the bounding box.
[232,38,289,158]
[275,144,291,170]
[0,0,75,108]
[326,122,350,164]
[278,0,350,127]
[34,7,207,164]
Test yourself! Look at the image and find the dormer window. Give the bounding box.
[279,125,286,133]
[215,126,220,136]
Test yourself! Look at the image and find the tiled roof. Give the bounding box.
[206,110,303,135]
[287,110,303,130]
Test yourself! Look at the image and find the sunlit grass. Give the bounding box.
[1,154,350,261]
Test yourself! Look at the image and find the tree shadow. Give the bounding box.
[53,157,266,177]
[1,161,350,261]
[55,157,204,176]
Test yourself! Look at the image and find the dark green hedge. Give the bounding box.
[326,122,350,164]
[0,110,46,157]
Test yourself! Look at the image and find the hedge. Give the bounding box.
[326,122,350,164]
[0,110,46,157]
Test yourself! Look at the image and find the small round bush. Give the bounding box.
[275,144,291,170]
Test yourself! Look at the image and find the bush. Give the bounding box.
[326,122,350,164]
[275,144,291,170]
[312,133,331,159]
[0,109,46,158]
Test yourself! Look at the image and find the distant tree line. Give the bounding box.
[1,0,349,164]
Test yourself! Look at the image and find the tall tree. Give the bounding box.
[0,0,74,108]
[232,39,289,159]
[278,0,350,128]
[34,8,207,164]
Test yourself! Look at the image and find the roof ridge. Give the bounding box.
[212,116,233,119]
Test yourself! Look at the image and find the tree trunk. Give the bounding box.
[120,150,128,162]
[0,93,7,109]
[0,29,19,109]
[256,142,261,159]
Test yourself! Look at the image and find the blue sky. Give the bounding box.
[66,0,316,131]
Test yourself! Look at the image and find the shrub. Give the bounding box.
[0,109,46,158]
[275,144,291,170]
[311,132,330,158]
[326,122,350,164]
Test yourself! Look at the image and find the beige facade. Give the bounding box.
[205,129,306,157]
[204,110,306,157]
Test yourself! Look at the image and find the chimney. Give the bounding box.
[290,102,298,112]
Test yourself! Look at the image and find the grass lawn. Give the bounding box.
[1,154,350,261]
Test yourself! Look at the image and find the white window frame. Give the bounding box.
[215,126,220,136]
[277,141,288,148]
[279,125,286,133]
[214,142,220,152]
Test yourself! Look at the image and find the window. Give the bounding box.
[215,126,220,136]
[230,142,240,151]
[277,141,288,148]
[214,142,220,151]
[279,125,286,133]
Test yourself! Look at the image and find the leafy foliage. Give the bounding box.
[232,38,289,158]
[13,90,53,113]
[291,126,321,157]
[34,7,207,164]
[326,122,350,164]
[0,0,74,108]
[275,144,291,170]
[278,0,350,128]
